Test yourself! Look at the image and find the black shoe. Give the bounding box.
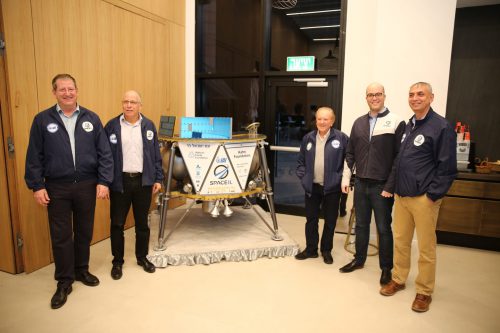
[380,268,392,285]
[294,250,319,260]
[137,258,156,273]
[50,285,72,309]
[111,265,123,280]
[339,260,364,273]
[339,210,347,217]
[75,271,100,286]
[322,251,334,264]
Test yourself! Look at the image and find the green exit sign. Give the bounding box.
[286,56,315,71]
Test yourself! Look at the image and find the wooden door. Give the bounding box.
[1,0,185,272]
[0,102,17,274]
[0,14,21,273]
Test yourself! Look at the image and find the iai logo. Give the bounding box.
[401,133,406,143]
[214,165,229,179]
[82,121,93,132]
[47,123,58,133]
[146,130,154,140]
[216,157,227,163]
[331,140,340,149]
[414,134,425,146]
[109,134,117,144]
[306,142,312,151]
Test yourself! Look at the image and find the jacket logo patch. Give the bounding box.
[383,120,392,127]
[414,134,425,146]
[146,130,154,141]
[306,142,312,151]
[47,123,58,133]
[82,121,94,132]
[331,140,340,149]
[109,134,117,144]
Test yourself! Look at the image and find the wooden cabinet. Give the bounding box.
[437,173,500,239]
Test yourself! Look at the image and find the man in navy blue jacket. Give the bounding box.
[380,82,457,312]
[295,106,348,264]
[104,90,163,280]
[339,83,405,286]
[25,74,114,309]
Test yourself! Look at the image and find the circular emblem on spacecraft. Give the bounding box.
[214,165,229,179]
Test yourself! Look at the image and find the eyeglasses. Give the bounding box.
[122,100,140,105]
[366,92,384,99]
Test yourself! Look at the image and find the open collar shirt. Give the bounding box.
[120,114,143,173]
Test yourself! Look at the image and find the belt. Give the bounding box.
[123,172,142,178]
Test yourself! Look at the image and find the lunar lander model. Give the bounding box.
[154,122,283,251]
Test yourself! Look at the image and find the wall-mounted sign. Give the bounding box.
[286,56,315,71]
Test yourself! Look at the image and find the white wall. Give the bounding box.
[341,0,457,133]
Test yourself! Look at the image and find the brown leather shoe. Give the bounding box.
[412,293,432,312]
[379,280,405,296]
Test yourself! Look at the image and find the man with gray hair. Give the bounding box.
[104,90,163,279]
[295,106,348,264]
[380,82,457,312]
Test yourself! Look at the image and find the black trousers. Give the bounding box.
[110,175,152,265]
[304,183,341,253]
[46,179,97,288]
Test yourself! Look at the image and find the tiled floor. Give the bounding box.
[1,211,499,333]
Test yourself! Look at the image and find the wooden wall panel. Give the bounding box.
[121,0,184,26]
[0,106,16,273]
[1,0,185,272]
[1,0,53,272]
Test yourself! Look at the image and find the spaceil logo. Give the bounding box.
[214,165,229,179]
[210,165,233,186]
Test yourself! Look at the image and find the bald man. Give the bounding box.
[339,83,405,286]
[104,91,163,279]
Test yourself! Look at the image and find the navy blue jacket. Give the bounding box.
[25,105,114,191]
[296,128,348,196]
[394,109,457,201]
[104,114,163,192]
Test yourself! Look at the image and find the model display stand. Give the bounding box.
[154,123,283,251]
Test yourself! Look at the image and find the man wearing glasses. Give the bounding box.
[104,90,163,280]
[339,83,405,286]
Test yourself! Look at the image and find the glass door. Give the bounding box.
[264,76,338,215]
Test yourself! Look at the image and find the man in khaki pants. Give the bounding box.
[380,82,457,312]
